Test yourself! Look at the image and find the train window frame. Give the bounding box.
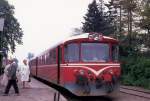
[53,49,56,64]
[112,44,119,62]
[49,49,57,64]
[42,55,45,65]
[64,43,80,63]
[38,56,41,65]
[49,51,52,64]
[46,53,49,65]
[40,56,42,65]
[58,47,62,63]
[81,42,110,62]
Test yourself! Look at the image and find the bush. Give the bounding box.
[121,56,150,89]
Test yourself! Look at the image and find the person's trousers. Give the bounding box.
[4,80,19,94]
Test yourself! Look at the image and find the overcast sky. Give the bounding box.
[7,0,94,63]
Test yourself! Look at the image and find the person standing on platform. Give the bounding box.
[3,58,19,96]
[1,59,12,86]
[20,59,30,88]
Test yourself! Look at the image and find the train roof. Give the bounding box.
[30,33,118,59]
[63,33,118,43]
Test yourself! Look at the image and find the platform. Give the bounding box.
[0,77,67,101]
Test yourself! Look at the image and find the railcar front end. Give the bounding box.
[30,33,121,97]
[61,33,121,96]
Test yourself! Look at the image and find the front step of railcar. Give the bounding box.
[64,81,119,96]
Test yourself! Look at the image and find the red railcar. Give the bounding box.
[29,33,121,96]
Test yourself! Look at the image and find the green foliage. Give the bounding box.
[119,43,139,57]
[0,0,23,53]
[139,1,150,34]
[121,56,150,89]
[82,0,115,36]
[27,52,34,60]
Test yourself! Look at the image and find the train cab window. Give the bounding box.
[81,43,109,62]
[112,45,119,62]
[65,43,79,62]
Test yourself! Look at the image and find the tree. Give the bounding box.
[0,0,23,71]
[71,28,83,36]
[0,0,23,52]
[27,52,34,60]
[139,0,150,47]
[140,2,150,34]
[82,0,115,36]
[105,0,120,38]
[120,0,138,44]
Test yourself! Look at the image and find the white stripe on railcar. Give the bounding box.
[61,65,120,76]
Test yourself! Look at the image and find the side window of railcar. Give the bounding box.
[52,49,56,63]
[46,53,49,64]
[40,56,42,65]
[44,55,46,65]
[49,51,52,64]
[65,43,79,62]
[59,47,62,63]
[42,55,45,65]
[38,57,40,65]
[112,45,119,62]
[49,49,56,64]
[49,51,53,64]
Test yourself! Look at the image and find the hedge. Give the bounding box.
[121,56,150,89]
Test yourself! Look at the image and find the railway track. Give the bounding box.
[120,86,150,99]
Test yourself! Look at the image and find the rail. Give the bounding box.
[120,86,150,99]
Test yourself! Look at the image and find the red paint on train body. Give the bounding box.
[29,33,121,96]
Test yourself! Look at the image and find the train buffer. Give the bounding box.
[0,77,67,101]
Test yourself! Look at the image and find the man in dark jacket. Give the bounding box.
[3,58,19,96]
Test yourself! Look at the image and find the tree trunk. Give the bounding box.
[119,6,122,37]
[129,10,132,45]
[128,10,130,45]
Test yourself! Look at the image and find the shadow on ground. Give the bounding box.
[66,96,114,101]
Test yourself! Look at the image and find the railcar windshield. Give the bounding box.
[81,43,109,62]
[64,43,110,62]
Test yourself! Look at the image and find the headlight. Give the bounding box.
[79,69,85,75]
[109,69,113,74]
